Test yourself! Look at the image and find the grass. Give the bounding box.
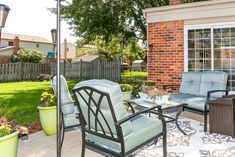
[0,80,79,125]
[0,71,147,126]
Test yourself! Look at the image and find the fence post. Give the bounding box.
[79,59,82,80]
[21,61,24,81]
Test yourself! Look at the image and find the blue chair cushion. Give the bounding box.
[87,115,163,153]
[74,79,132,136]
[199,71,228,97]
[179,72,201,96]
[172,93,217,111]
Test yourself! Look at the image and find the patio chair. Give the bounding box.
[51,75,80,147]
[73,79,167,157]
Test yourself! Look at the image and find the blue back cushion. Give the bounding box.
[179,72,201,95]
[199,71,228,97]
[74,79,132,136]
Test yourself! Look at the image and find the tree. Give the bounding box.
[61,0,206,44]
[61,0,168,44]
[12,49,45,63]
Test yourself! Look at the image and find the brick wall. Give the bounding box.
[148,20,184,91]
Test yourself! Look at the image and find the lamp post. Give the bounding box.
[0,4,10,45]
[56,0,62,157]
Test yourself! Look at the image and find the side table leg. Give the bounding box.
[175,106,187,135]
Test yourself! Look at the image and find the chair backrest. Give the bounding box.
[179,72,201,95]
[198,71,228,97]
[179,71,228,97]
[73,79,132,138]
[52,75,75,115]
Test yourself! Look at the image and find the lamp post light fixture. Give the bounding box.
[0,4,10,45]
[51,29,57,57]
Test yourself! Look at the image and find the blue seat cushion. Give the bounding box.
[172,93,211,111]
[87,115,163,153]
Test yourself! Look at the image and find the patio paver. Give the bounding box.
[18,130,103,157]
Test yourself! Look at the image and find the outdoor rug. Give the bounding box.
[134,116,235,157]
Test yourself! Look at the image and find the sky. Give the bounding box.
[1,0,76,43]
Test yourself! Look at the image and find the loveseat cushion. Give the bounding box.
[74,79,132,136]
[87,115,162,153]
[179,72,201,96]
[198,71,228,97]
[172,93,217,111]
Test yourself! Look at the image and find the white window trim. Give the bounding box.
[184,22,235,72]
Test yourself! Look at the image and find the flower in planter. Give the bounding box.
[39,92,56,107]
[0,117,16,138]
[0,117,28,139]
[145,80,156,87]
[142,80,156,93]
[119,83,133,92]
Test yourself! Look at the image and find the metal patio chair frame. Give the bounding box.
[73,86,167,157]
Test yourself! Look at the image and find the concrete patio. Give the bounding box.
[17,112,203,157]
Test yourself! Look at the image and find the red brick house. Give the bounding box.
[144,0,235,91]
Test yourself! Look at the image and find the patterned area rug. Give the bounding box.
[134,117,235,157]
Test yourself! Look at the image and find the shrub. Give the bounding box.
[13,49,45,63]
[37,74,52,81]
[119,83,133,92]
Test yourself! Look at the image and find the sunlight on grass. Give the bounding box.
[0,80,79,125]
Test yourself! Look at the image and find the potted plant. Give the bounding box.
[142,80,156,93]
[38,92,56,135]
[0,117,19,157]
[120,83,133,101]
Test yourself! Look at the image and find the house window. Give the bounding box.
[8,41,13,46]
[186,24,235,90]
[36,43,39,48]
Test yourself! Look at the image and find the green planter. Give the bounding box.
[38,106,56,135]
[0,131,19,157]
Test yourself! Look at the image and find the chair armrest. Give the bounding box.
[207,90,229,99]
[123,100,135,113]
[61,101,75,106]
[115,105,162,126]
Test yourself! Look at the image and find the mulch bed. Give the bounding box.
[26,122,42,134]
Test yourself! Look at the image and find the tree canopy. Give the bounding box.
[61,0,206,44]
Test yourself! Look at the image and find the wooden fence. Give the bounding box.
[0,59,121,82]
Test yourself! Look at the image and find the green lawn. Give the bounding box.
[0,72,147,126]
[0,80,78,125]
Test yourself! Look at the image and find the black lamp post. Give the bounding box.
[0,4,10,45]
[56,0,62,157]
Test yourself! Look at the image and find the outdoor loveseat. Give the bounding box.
[170,71,229,132]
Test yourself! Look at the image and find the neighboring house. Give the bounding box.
[72,54,99,63]
[1,32,53,56]
[144,0,235,91]
[61,41,76,60]
[0,46,15,64]
[132,60,147,71]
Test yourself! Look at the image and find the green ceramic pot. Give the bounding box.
[38,106,56,135]
[0,131,19,157]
